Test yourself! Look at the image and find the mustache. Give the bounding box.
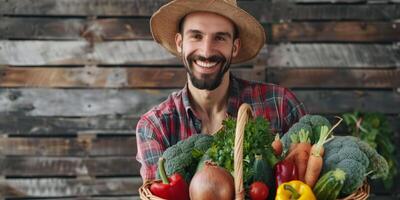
[188,54,226,63]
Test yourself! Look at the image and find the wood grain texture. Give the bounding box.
[0,17,151,40]
[266,68,400,88]
[245,2,400,22]
[295,90,400,114]
[271,22,400,42]
[0,157,139,176]
[0,88,175,117]
[3,18,400,43]
[1,89,399,116]
[0,177,142,198]
[0,0,166,16]
[0,137,136,156]
[0,40,176,66]
[0,67,263,88]
[1,1,400,22]
[261,43,400,67]
[0,116,137,135]
[2,41,400,67]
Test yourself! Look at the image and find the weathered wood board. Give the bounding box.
[0,116,137,135]
[1,1,400,22]
[0,157,139,176]
[1,41,400,67]
[2,18,400,43]
[1,89,399,116]
[0,67,264,88]
[266,68,400,88]
[0,137,136,156]
[0,177,141,198]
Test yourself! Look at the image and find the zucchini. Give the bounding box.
[313,168,346,200]
[252,154,272,185]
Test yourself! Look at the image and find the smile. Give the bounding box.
[194,60,219,68]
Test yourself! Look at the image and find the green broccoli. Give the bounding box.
[352,137,389,179]
[298,114,313,125]
[299,114,332,143]
[157,134,214,182]
[281,122,312,151]
[323,137,368,196]
[335,159,366,196]
[323,136,389,196]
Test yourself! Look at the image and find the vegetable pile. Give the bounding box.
[148,113,390,200]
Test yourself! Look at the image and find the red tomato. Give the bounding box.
[249,181,269,200]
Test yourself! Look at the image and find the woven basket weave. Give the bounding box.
[138,103,370,200]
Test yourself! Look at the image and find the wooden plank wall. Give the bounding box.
[0,0,399,199]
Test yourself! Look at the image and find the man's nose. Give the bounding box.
[200,37,214,58]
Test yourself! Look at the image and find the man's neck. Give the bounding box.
[188,73,230,134]
[188,73,230,114]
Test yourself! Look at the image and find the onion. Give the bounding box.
[189,161,235,200]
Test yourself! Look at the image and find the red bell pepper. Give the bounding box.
[149,157,189,200]
[274,159,298,187]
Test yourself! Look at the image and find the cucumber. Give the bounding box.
[252,154,273,185]
[313,168,346,200]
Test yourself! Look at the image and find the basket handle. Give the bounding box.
[234,103,253,200]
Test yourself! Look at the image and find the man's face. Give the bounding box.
[175,12,240,91]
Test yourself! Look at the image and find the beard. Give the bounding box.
[182,51,232,91]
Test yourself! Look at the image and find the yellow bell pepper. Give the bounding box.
[275,180,316,200]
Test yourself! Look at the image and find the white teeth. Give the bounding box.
[195,60,217,68]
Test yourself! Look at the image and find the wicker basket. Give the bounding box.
[138,103,370,200]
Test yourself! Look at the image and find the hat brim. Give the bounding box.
[150,0,266,64]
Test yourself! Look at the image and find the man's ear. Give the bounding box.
[175,33,183,53]
[232,38,240,57]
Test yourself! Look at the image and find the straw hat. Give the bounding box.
[150,0,266,64]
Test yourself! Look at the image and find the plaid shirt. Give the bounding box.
[136,74,306,180]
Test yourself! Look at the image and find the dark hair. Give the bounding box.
[178,14,239,39]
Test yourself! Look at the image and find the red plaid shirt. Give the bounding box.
[136,74,306,180]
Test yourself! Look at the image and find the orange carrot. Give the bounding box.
[272,134,283,156]
[305,117,343,188]
[304,126,328,188]
[285,129,311,182]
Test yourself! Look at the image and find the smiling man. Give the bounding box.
[136,0,306,181]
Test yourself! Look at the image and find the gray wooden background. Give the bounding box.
[0,0,399,199]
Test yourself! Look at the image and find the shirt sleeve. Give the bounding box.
[136,117,165,181]
[281,87,307,133]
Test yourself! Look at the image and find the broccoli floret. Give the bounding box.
[338,147,369,168]
[281,122,312,151]
[310,115,332,142]
[298,114,313,125]
[335,159,366,196]
[323,136,368,196]
[194,134,215,152]
[157,134,214,182]
[351,137,389,179]
[299,115,331,143]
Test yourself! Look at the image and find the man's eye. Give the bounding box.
[193,34,202,39]
[216,36,225,41]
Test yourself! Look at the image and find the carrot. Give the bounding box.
[285,129,311,182]
[304,117,343,188]
[272,134,283,156]
[288,134,299,153]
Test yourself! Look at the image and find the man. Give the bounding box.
[136,0,306,180]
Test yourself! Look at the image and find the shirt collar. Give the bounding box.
[182,73,242,119]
